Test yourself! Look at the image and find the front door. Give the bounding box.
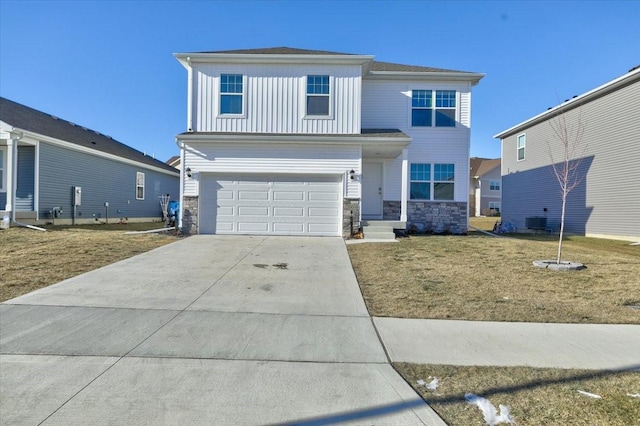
[362,162,383,219]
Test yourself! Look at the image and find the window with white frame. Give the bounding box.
[220,74,243,115]
[489,180,500,191]
[412,90,456,127]
[136,172,145,200]
[410,163,431,200]
[306,75,330,116]
[410,163,456,200]
[0,148,5,191]
[517,134,526,161]
[434,163,455,200]
[489,201,500,212]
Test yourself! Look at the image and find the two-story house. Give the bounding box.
[174,47,483,236]
[469,157,501,217]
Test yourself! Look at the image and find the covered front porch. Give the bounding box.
[0,129,38,223]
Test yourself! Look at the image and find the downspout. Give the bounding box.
[175,137,185,230]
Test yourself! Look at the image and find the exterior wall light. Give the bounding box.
[186,167,192,178]
[349,169,355,180]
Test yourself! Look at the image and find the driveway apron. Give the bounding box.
[1,236,444,425]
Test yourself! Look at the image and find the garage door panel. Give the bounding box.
[274,207,305,217]
[201,174,342,236]
[273,191,305,201]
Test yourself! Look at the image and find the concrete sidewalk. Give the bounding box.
[0,236,444,426]
[374,317,640,370]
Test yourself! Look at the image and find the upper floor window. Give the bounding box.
[136,172,145,200]
[434,163,455,200]
[220,74,243,115]
[411,90,456,127]
[306,75,330,116]
[489,180,500,191]
[517,134,526,161]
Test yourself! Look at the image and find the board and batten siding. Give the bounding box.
[193,64,362,134]
[183,142,360,199]
[501,77,640,239]
[38,142,179,221]
[362,79,472,202]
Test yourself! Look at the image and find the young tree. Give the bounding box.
[548,107,587,264]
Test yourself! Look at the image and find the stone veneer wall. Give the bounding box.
[383,201,401,220]
[408,201,467,234]
[182,196,198,235]
[343,199,360,237]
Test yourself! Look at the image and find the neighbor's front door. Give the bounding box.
[362,162,383,219]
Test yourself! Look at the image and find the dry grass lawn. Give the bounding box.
[348,230,640,324]
[0,223,180,301]
[396,363,640,426]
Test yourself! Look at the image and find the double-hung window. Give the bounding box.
[489,201,501,212]
[517,134,526,161]
[412,90,456,127]
[489,180,500,191]
[434,163,455,200]
[136,172,145,200]
[410,163,431,200]
[220,74,243,115]
[306,75,330,116]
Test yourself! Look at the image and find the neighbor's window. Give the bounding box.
[410,163,431,200]
[489,201,500,212]
[306,75,330,116]
[489,180,501,191]
[411,90,432,127]
[434,163,455,200]
[0,148,5,191]
[412,90,456,127]
[435,90,456,127]
[136,172,145,200]
[220,74,243,115]
[517,134,526,161]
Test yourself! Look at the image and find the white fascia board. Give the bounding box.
[366,71,485,85]
[494,67,640,139]
[174,52,375,67]
[7,127,179,177]
[176,133,411,146]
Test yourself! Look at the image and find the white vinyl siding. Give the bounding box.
[193,64,361,134]
[183,143,360,199]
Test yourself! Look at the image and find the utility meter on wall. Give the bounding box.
[73,186,82,206]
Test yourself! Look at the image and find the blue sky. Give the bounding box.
[1,0,638,162]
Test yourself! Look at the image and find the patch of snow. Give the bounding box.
[417,377,439,391]
[627,393,640,398]
[465,393,515,425]
[577,390,602,399]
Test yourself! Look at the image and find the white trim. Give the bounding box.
[401,148,408,222]
[218,73,247,118]
[34,142,40,219]
[0,146,6,192]
[175,52,375,68]
[2,126,178,177]
[136,172,145,200]
[304,74,333,119]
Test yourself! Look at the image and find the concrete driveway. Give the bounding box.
[1,236,443,425]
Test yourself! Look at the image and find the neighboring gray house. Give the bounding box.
[494,66,640,241]
[0,97,179,225]
[469,157,501,217]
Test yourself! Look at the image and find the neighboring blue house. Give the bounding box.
[0,97,179,225]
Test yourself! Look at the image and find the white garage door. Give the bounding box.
[200,174,342,236]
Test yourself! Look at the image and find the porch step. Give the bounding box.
[361,220,404,241]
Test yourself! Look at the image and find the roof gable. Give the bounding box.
[0,97,178,174]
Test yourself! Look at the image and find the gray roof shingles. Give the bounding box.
[196,46,476,74]
[0,97,178,174]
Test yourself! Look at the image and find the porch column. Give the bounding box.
[5,137,17,216]
[400,148,408,222]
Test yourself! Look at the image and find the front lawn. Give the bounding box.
[347,234,640,324]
